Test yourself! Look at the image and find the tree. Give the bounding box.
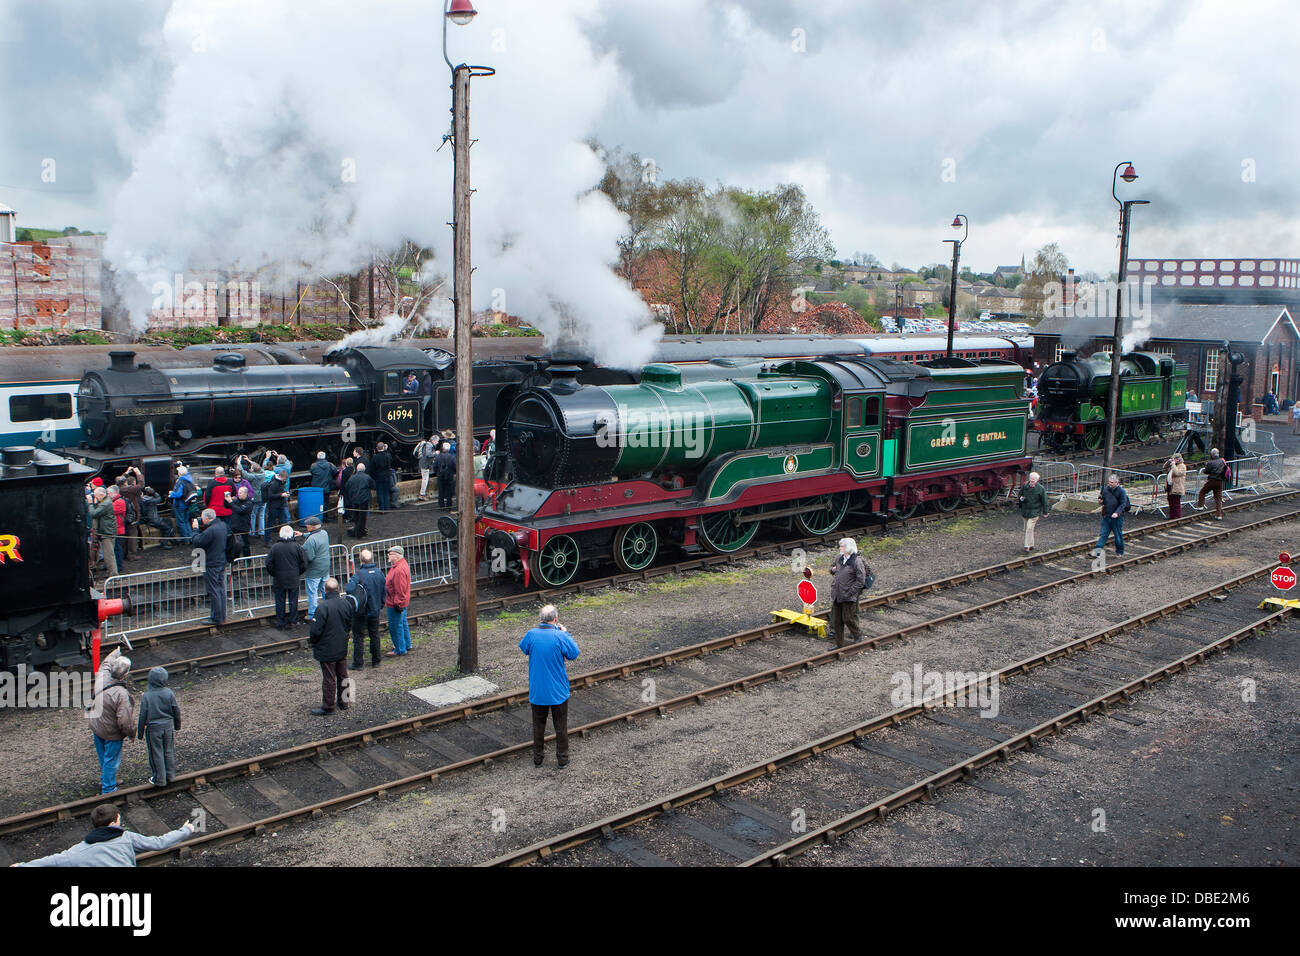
[1020,242,1070,321]
[855,252,883,269]
[594,144,684,287]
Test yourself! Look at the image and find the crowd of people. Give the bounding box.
[84,431,496,583]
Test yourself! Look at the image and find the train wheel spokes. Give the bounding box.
[697,508,760,554]
[976,487,999,504]
[530,534,580,589]
[934,494,962,512]
[1134,419,1153,442]
[1083,425,1104,451]
[613,522,658,573]
[794,493,850,536]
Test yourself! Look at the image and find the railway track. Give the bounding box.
[0,500,1292,865]
[119,487,1300,680]
[485,565,1291,866]
[111,498,1008,678]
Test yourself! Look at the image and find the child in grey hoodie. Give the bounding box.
[137,667,181,786]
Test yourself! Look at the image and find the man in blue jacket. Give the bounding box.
[1096,474,1130,558]
[519,605,580,768]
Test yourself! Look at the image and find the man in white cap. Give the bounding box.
[1018,471,1049,552]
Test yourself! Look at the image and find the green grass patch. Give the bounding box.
[0,328,113,345]
[269,663,316,677]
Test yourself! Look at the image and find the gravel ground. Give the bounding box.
[177,517,1292,866]
[10,490,1275,820]
[792,607,1300,867]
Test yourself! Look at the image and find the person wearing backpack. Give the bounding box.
[1198,448,1227,519]
[170,465,197,542]
[415,438,437,500]
[828,537,872,648]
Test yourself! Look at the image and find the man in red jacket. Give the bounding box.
[205,467,234,518]
[384,545,412,656]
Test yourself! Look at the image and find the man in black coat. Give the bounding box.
[370,443,394,512]
[434,443,456,509]
[308,578,354,715]
[342,462,377,539]
[261,471,289,545]
[265,525,308,629]
[190,508,228,625]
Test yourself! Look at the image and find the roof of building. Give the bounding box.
[993,264,1022,275]
[0,203,15,215]
[1032,303,1297,345]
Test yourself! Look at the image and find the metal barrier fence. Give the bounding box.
[1071,463,1161,507]
[348,529,455,588]
[102,564,212,645]
[226,543,350,620]
[1032,461,1078,497]
[1152,452,1287,516]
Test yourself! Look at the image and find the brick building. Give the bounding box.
[1031,302,1299,410]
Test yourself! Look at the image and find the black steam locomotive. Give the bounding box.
[0,446,126,671]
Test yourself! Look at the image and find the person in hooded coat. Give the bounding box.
[137,667,182,787]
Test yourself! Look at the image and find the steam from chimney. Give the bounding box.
[101,0,661,366]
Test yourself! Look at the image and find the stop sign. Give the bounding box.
[797,579,818,605]
[1271,567,1296,591]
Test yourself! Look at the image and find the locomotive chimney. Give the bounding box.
[108,350,136,372]
[548,364,583,394]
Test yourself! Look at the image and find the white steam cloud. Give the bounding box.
[102,0,660,367]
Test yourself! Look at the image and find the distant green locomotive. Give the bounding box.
[1034,351,1188,451]
[477,357,1031,587]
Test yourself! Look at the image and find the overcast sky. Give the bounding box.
[1,0,1297,277]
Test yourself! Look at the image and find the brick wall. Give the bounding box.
[0,236,104,329]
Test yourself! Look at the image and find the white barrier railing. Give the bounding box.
[347,529,455,589]
[227,543,350,620]
[102,565,212,645]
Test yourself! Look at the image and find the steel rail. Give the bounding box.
[136,537,1286,864]
[746,608,1288,865]
[125,488,1300,680]
[112,499,1006,675]
[484,563,1285,866]
[6,503,1292,850]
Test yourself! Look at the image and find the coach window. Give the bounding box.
[847,397,862,428]
[863,397,880,427]
[9,393,73,422]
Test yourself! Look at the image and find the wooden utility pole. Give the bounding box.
[452,64,478,673]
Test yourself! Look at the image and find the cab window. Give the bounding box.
[384,371,402,395]
[863,397,880,427]
[847,397,862,428]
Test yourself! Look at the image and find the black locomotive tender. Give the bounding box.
[0,446,126,670]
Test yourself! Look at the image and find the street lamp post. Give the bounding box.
[894,282,902,332]
[443,0,493,673]
[1101,162,1150,476]
[944,215,967,359]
